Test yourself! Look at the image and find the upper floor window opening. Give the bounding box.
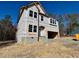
[34,12,37,18]
[29,10,33,17]
[41,16,44,21]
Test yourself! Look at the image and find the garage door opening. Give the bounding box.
[48,31,58,39]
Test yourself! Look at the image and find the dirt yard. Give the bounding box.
[0,37,79,58]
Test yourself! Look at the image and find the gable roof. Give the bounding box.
[20,1,46,14]
[17,1,47,23]
[17,1,56,24]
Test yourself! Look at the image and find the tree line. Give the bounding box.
[56,14,79,36]
[0,15,16,41]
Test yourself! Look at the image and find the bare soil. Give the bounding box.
[0,37,79,58]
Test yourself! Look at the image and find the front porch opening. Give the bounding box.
[48,31,58,39]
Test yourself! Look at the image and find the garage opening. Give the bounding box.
[48,31,58,39]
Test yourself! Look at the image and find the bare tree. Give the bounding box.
[0,15,16,41]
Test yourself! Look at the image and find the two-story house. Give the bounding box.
[16,2,59,43]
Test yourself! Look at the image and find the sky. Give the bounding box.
[0,1,79,24]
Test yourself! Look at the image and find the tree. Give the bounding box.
[57,15,65,37]
[0,15,16,41]
[64,14,79,35]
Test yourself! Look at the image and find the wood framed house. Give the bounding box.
[16,2,59,43]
